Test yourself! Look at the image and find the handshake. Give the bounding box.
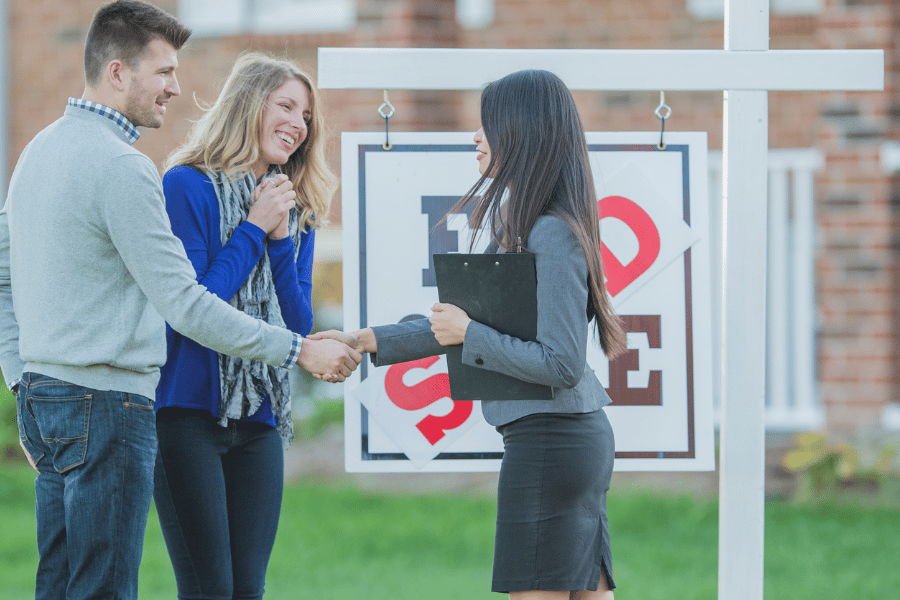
[296,328,376,383]
[296,303,472,383]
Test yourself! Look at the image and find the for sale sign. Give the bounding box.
[342,132,714,472]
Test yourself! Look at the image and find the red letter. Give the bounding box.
[598,196,661,297]
[384,357,473,445]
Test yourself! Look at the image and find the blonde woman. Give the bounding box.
[153,53,337,599]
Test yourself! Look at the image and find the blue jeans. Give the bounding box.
[153,407,284,600]
[16,372,157,600]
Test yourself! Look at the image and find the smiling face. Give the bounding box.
[253,78,311,179]
[474,126,492,176]
[121,38,180,129]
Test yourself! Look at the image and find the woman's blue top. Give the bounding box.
[154,165,315,426]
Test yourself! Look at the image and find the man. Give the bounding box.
[0,2,359,598]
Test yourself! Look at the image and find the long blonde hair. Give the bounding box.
[166,52,337,230]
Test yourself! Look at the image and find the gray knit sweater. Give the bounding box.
[0,105,294,399]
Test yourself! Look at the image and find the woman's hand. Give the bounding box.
[247,173,296,238]
[270,208,292,240]
[429,303,471,346]
[308,328,375,354]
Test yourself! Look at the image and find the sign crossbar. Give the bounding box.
[318,48,883,92]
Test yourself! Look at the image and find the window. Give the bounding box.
[179,0,355,36]
[457,0,493,29]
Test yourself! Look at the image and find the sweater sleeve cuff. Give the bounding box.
[0,353,25,392]
[266,235,296,264]
[282,333,303,368]
[238,220,267,240]
[267,235,294,250]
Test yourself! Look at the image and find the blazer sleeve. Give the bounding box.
[460,215,590,389]
[370,318,447,367]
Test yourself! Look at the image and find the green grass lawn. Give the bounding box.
[2,462,898,600]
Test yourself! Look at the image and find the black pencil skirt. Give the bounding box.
[491,408,615,593]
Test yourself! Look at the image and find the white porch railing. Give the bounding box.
[708,149,825,431]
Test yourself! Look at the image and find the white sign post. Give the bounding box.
[317,1,883,595]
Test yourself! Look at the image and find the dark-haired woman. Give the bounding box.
[314,69,625,599]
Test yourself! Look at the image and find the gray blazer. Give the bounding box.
[371,215,612,427]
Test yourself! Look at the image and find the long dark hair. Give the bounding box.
[452,69,626,358]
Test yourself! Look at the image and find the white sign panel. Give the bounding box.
[342,131,714,472]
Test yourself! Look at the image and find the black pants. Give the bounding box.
[153,407,284,600]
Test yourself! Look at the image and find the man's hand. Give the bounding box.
[19,438,37,472]
[14,386,38,472]
[296,337,361,382]
[429,303,471,346]
[307,329,376,383]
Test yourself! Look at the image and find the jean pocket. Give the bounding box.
[27,383,92,474]
[123,397,153,411]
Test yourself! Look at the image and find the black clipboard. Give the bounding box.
[433,252,554,401]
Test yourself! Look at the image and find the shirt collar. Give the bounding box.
[67,97,140,144]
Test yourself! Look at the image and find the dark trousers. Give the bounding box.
[153,407,284,600]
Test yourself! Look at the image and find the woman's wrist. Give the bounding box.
[356,327,377,354]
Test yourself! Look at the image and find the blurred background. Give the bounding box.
[0,0,900,598]
[3,0,897,436]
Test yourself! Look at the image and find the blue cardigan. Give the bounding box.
[155,166,315,426]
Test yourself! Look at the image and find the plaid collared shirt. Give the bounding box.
[68,97,140,145]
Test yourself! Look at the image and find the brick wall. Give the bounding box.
[459,1,897,433]
[5,0,895,432]
[815,1,899,431]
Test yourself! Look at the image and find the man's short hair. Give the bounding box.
[84,0,192,87]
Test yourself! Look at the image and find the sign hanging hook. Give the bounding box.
[378,90,395,151]
[655,91,672,150]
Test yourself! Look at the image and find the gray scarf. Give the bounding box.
[206,168,301,448]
